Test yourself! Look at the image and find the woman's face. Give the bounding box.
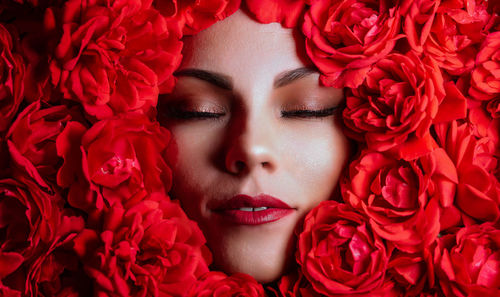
[160,10,349,283]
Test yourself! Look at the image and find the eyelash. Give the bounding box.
[168,107,338,120]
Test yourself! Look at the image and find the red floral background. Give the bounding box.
[0,0,499,296]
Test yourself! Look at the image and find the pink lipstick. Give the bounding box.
[212,194,295,225]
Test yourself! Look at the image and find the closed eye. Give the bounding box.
[281,107,338,118]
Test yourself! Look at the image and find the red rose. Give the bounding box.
[73,195,210,297]
[302,0,402,88]
[342,148,458,252]
[297,201,393,296]
[157,0,241,36]
[0,23,25,133]
[387,243,438,295]
[0,175,78,295]
[245,0,307,28]
[187,271,265,297]
[42,0,182,119]
[402,0,490,76]
[6,101,85,191]
[56,113,171,215]
[469,31,500,100]
[434,121,500,222]
[342,52,448,157]
[436,223,500,297]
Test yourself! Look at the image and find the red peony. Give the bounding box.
[0,23,25,133]
[56,113,172,215]
[245,0,307,28]
[342,148,458,253]
[41,0,183,119]
[436,223,500,297]
[297,200,393,296]
[73,195,211,297]
[402,0,491,76]
[434,120,500,222]
[342,52,448,157]
[302,0,402,88]
[186,271,265,297]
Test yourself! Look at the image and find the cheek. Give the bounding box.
[281,125,348,205]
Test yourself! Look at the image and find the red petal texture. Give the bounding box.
[303,0,402,88]
[186,271,265,296]
[297,201,394,296]
[342,148,458,253]
[245,0,307,28]
[436,223,500,297]
[343,52,446,156]
[0,24,25,133]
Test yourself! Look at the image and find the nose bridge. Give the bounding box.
[224,93,276,173]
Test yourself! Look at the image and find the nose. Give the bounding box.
[224,112,277,175]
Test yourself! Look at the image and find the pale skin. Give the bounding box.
[160,10,349,283]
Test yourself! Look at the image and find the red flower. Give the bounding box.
[342,52,448,157]
[43,0,182,119]
[0,175,83,296]
[6,101,85,191]
[402,0,491,76]
[387,244,438,295]
[469,31,500,100]
[157,0,241,36]
[73,196,211,297]
[436,223,500,297]
[269,270,321,297]
[297,201,393,296]
[56,113,172,215]
[245,0,307,28]
[0,24,25,133]
[187,271,265,297]
[302,0,402,88]
[434,121,500,222]
[342,148,458,252]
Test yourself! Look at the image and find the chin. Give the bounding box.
[205,216,298,283]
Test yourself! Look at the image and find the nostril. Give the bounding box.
[261,161,271,169]
[235,160,246,172]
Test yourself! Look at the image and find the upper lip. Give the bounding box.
[211,194,293,210]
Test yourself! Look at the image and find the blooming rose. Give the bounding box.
[156,0,241,36]
[434,121,500,222]
[387,244,438,295]
[342,52,447,157]
[297,201,393,296]
[56,113,171,215]
[186,271,265,297]
[302,0,401,88]
[73,195,210,297]
[43,0,183,119]
[0,175,69,295]
[245,0,307,28]
[342,148,458,252]
[402,0,490,76]
[0,23,25,133]
[436,223,500,297]
[6,101,85,191]
[469,31,500,100]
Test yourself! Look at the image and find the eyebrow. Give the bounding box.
[173,67,317,90]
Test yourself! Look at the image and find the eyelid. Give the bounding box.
[281,106,338,118]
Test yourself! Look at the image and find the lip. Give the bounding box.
[211,194,295,225]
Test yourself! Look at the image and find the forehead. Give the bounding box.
[179,10,308,78]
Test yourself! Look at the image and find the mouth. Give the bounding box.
[211,194,296,225]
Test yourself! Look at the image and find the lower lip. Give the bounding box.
[214,208,295,225]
